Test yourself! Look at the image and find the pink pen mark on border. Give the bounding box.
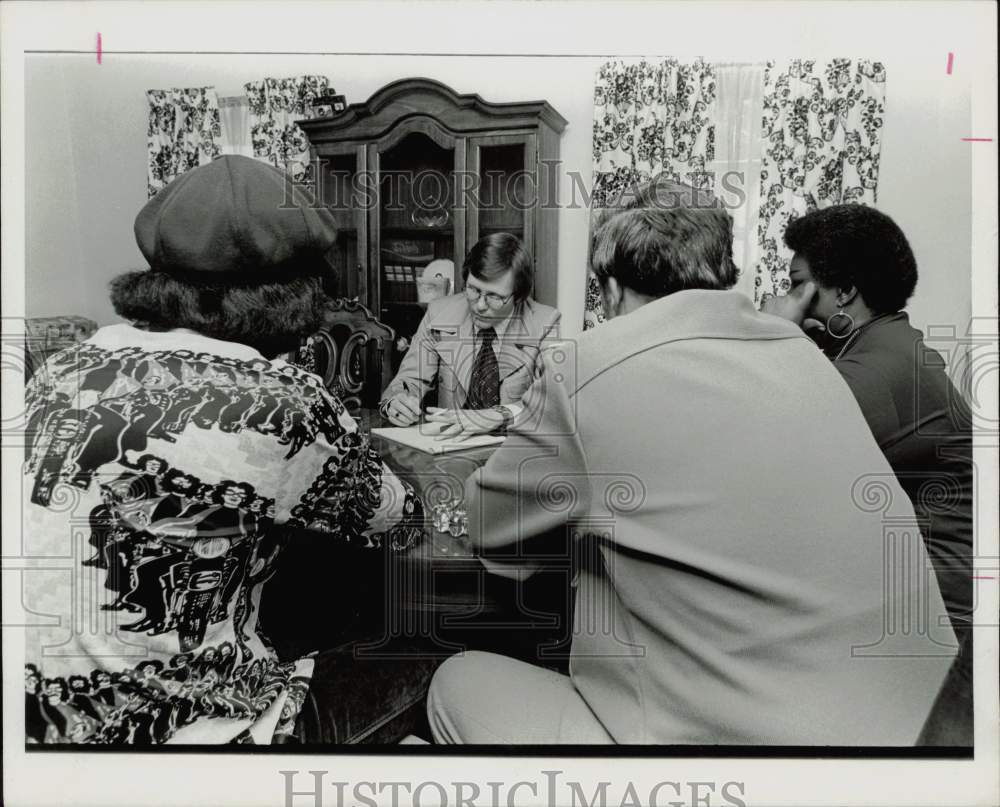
[961,138,994,142]
[972,576,996,580]
[946,52,954,74]
[97,33,102,64]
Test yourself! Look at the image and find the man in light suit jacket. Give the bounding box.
[425,178,957,746]
[380,233,560,434]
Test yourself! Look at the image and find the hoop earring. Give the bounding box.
[826,309,856,339]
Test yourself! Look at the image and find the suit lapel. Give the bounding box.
[497,340,535,380]
[438,310,477,400]
[497,303,538,380]
[437,302,544,399]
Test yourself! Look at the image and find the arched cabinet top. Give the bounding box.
[374,114,459,153]
[298,77,567,148]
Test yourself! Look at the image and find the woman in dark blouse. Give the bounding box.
[764,204,973,743]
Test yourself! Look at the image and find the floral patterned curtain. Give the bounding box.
[146,87,222,198]
[585,58,717,328]
[756,59,887,302]
[244,76,330,186]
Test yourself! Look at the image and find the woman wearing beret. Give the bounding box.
[22,156,421,744]
[764,204,973,744]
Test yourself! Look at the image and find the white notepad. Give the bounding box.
[371,424,506,455]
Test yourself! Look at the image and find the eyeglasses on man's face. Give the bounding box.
[464,285,514,310]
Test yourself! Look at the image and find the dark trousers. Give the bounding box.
[290,640,445,744]
[917,626,973,746]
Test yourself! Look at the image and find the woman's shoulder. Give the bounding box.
[840,312,962,417]
[848,314,929,372]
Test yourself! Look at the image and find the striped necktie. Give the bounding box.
[464,327,500,410]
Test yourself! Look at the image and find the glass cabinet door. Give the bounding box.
[317,145,367,301]
[370,125,465,345]
[467,134,537,267]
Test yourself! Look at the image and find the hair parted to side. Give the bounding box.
[783,204,918,314]
[590,176,738,297]
[109,270,332,358]
[462,232,534,301]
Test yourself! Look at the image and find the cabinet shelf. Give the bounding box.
[477,225,525,235]
[380,226,454,237]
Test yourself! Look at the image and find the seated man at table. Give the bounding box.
[379,233,560,436]
[425,177,957,745]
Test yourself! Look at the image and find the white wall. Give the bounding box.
[24,10,979,341]
[876,54,972,342]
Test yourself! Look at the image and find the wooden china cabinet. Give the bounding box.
[298,78,567,352]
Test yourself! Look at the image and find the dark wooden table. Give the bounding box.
[375,439,490,544]
[261,410,570,668]
[357,409,570,662]
[362,409,497,616]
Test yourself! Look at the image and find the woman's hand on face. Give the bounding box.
[424,407,505,441]
[761,281,818,327]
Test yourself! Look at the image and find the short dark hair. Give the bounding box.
[591,178,737,297]
[783,204,918,314]
[110,271,331,358]
[462,233,533,301]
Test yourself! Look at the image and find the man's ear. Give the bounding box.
[602,276,622,313]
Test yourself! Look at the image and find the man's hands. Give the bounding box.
[383,398,508,440]
[384,391,422,426]
[424,407,507,441]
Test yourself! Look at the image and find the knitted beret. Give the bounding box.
[134,155,337,282]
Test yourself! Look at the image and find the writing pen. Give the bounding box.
[401,380,424,425]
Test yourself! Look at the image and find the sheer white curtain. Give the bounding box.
[706,64,766,303]
[218,95,254,158]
